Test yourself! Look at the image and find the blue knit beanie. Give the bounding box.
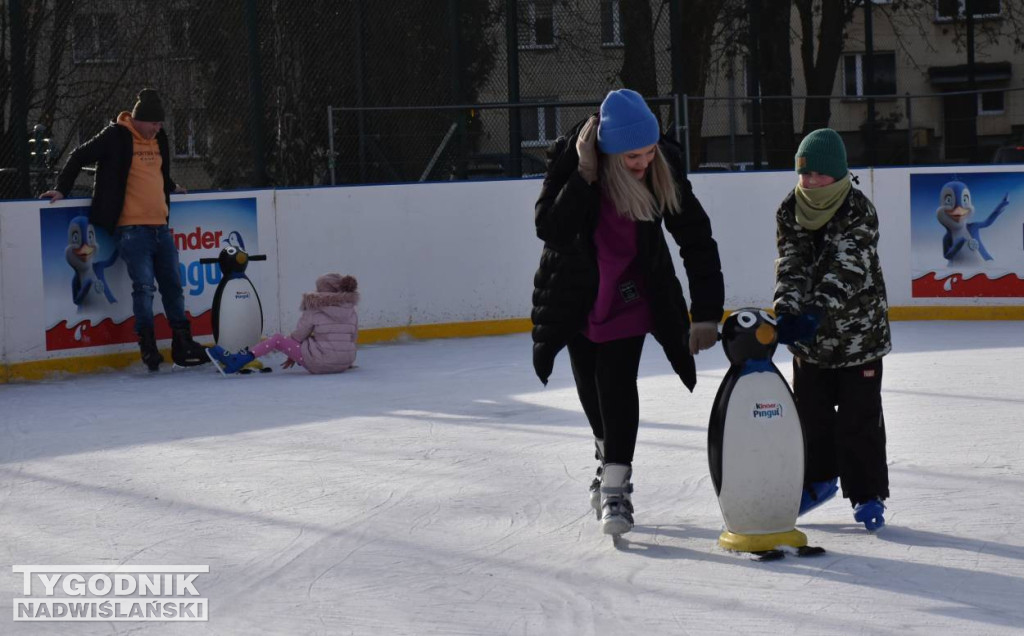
[597,89,661,154]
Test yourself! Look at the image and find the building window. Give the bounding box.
[978,90,1005,115]
[519,0,555,49]
[174,110,207,158]
[73,13,119,62]
[843,52,897,97]
[936,0,1001,20]
[521,100,559,147]
[167,9,195,60]
[601,0,623,47]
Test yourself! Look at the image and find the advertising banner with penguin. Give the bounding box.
[910,171,1024,297]
[39,197,258,350]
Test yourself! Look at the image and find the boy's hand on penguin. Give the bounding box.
[575,115,599,185]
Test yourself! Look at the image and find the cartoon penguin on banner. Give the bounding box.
[936,180,1009,267]
[65,215,118,305]
[201,231,266,355]
[708,308,823,559]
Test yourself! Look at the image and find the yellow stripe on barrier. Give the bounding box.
[888,306,1024,321]
[2,310,1020,383]
[358,318,532,344]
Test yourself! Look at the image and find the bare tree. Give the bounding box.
[795,0,861,134]
[677,0,733,168]
[620,0,658,96]
[759,0,798,167]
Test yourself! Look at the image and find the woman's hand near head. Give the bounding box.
[575,115,599,185]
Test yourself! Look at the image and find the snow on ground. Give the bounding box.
[1,321,1023,635]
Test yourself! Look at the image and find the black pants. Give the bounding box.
[567,334,646,465]
[792,357,889,505]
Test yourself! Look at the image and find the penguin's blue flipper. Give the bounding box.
[72,277,91,305]
[974,192,1010,229]
[944,235,966,260]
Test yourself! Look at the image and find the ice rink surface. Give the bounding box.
[2,321,1023,635]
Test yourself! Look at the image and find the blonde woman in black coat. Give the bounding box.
[531,89,725,537]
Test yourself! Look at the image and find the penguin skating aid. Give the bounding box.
[707,308,824,560]
[200,232,268,373]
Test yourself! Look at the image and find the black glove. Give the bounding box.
[776,309,822,345]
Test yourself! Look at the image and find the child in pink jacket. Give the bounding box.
[207,273,359,374]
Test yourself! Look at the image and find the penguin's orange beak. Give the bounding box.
[946,206,968,222]
[756,323,776,345]
[74,244,95,259]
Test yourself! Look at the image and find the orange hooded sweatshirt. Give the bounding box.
[116,112,168,226]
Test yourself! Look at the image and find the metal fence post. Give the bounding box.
[327,106,336,185]
[905,93,913,167]
[9,0,31,198]
[672,93,681,144]
[244,0,267,187]
[506,0,522,178]
[682,94,691,173]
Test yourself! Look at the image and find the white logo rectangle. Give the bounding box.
[12,565,209,622]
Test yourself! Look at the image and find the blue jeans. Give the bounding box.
[115,225,188,334]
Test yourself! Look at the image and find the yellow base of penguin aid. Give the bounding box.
[718,529,808,553]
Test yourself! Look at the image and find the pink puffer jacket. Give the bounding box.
[290,288,359,374]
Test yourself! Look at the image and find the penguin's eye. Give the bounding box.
[225,247,237,255]
[758,310,776,325]
[942,193,954,208]
[961,192,970,207]
[69,229,81,246]
[87,227,96,244]
[736,311,757,329]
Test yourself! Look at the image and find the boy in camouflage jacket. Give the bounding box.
[773,128,892,531]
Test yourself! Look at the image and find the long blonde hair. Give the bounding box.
[600,145,681,221]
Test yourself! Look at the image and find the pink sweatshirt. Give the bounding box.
[583,195,653,343]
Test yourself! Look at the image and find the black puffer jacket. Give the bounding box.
[54,120,176,234]
[531,118,724,388]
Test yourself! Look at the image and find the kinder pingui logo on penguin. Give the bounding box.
[234,290,251,300]
[752,402,783,419]
[12,565,209,622]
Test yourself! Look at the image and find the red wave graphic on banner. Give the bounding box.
[45,310,213,351]
[912,272,1024,298]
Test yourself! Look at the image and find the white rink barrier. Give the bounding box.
[1,166,1022,380]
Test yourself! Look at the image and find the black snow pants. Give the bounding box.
[567,333,646,465]
[792,356,889,505]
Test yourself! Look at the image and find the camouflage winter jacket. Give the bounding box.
[774,186,891,368]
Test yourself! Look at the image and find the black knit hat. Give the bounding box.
[131,88,165,122]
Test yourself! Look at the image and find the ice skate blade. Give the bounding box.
[205,349,228,376]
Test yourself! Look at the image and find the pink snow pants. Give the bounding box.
[251,333,304,366]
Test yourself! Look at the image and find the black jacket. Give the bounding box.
[54,121,176,234]
[531,118,724,388]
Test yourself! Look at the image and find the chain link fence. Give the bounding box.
[3,0,1022,200]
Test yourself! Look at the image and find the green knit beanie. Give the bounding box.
[795,128,848,180]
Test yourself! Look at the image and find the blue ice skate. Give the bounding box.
[853,498,886,531]
[206,346,255,375]
[798,478,838,516]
